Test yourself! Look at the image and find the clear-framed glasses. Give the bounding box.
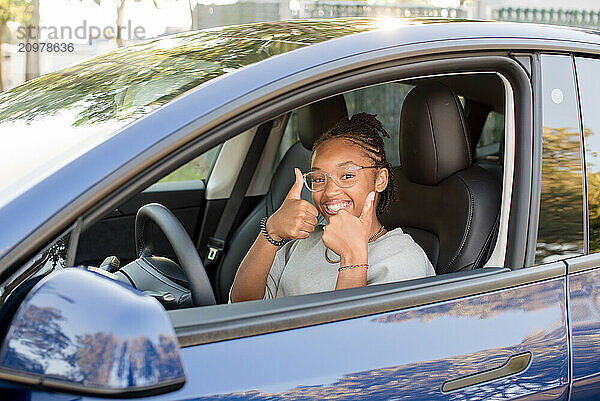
[303,164,378,192]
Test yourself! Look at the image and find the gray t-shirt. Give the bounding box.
[264,225,435,299]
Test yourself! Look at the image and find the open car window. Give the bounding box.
[4,70,512,310]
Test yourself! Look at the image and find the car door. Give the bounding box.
[163,274,569,401]
[564,54,600,400]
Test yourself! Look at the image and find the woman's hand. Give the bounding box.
[266,168,319,241]
[322,191,375,264]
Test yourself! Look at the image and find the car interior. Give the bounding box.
[8,72,508,311]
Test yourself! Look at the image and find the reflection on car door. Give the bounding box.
[155,269,568,400]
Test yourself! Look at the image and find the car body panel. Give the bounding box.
[567,48,600,401]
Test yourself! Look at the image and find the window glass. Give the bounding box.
[576,57,600,253]
[276,83,412,169]
[536,54,585,263]
[475,111,504,161]
[479,111,504,146]
[275,111,300,169]
[159,145,221,183]
[0,233,70,303]
[344,82,414,167]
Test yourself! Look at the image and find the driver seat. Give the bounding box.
[214,96,348,303]
[380,82,501,274]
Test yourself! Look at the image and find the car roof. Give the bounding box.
[1,17,600,269]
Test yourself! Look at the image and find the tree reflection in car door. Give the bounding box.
[173,275,568,400]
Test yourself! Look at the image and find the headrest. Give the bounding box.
[400,83,472,185]
[297,95,348,149]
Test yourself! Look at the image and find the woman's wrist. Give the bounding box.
[339,246,368,266]
[336,257,368,290]
[265,216,283,241]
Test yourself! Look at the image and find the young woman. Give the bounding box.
[230,113,435,302]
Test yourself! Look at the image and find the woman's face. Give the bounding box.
[310,138,388,222]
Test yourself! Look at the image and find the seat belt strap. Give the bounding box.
[206,120,274,263]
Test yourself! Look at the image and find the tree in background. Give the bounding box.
[188,0,195,30]
[84,0,162,47]
[25,0,40,82]
[0,0,32,91]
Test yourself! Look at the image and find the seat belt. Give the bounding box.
[205,120,274,264]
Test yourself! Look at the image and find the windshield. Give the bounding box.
[0,19,386,207]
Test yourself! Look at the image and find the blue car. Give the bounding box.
[0,17,599,400]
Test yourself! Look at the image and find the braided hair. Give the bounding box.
[312,112,397,215]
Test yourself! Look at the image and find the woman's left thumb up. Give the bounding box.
[359,191,375,222]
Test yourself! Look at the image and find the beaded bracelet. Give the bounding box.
[338,263,369,272]
[259,216,289,247]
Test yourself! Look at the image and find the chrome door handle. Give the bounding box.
[442,352,532,392]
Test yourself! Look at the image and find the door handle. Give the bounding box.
[442,352,532,392]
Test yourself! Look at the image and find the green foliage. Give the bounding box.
[0,0,31,25]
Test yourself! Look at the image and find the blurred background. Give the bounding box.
[0,0,598,92]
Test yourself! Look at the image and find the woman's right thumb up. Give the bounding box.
[285,168,304,200]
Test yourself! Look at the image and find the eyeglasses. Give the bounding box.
[303,164,378,192]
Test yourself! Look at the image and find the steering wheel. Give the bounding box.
[134,203,216,306]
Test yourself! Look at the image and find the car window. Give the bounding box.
[0,232,71,304]
[277,82,413,169]
[158,145,222,183]
[475,110,504,161]
[575,56,600,254]
[536,54,585,264]
[344,82,414,167]
[275,111,300,169]
[4,73,509,310]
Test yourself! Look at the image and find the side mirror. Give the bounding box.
[0,268,185,397]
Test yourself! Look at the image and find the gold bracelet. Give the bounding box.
[338,264,369,272]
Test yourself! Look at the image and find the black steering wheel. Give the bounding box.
[134,203,215,306]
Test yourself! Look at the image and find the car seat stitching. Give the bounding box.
[424,96,438,183]
[474,210,500,267]
[137,220,146,258]
[451,89,472,164]
[447,173,474,271]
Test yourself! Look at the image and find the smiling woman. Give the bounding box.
[230,112,435,302]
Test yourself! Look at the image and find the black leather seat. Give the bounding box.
[380,82,501,274]
[214,96,348,303]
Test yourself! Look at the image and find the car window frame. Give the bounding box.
[170,262,563,347]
